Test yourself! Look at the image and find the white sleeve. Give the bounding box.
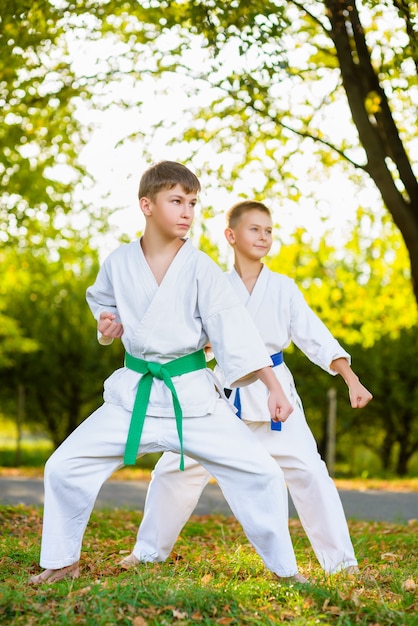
[197,258,272,387]
[289,281,351,374]
[86,259,119,321]
[87,257,119,345]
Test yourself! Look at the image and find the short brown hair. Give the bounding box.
[138,161,201,200]
[226,200,271,229]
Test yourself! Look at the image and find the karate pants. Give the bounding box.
[134,405,358,574]
[39,399,299,577]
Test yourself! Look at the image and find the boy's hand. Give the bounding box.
[98,312,124,338]
[348,379,373,408]
[256,366,294,422]
[268,388,294,423]
[330,358,373,409]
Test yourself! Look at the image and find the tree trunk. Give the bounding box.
[14,383,25,465]
[396,415,418,476]
[324,0,418,304]
[396,449,410,477]
[380,430,395,472]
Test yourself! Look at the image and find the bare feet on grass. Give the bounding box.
[279,572,309,585]
[119,553,140,569]
[29,561,80,584]
[343,565,360,576]
[119,554,310,584]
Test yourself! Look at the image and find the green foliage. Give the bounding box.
[99,0,418,301]
[285,330,418,477]
[198,232,221,265]
[0,0,120,375]
[0,243,124,447]
[1,0,417,471]
[1,1,87,247]
[109,0,416,181]
[354,329,418,476]
[0,441,54,469]
[266,211,418,475]
[1,506,417,625]
[268,209,417,348]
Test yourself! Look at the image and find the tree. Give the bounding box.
[0,1,119,363]
[353,328,418,476]
[3,2,416,288]
[267,210,417,475]
[324,0,418,301]
[107,0,417,304]
[1,1,85,247]
[0,244,124,447]
[2,2,416,474]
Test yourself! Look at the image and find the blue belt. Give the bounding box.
[233,351,284,431]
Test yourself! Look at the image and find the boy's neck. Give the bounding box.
[141,232,186,285]
[233,255,264,294]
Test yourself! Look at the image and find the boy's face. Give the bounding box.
[140,184,197,239]
[226,209,273,260]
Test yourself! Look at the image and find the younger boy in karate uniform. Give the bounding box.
[30,164,306,584]
[123,200,373,575]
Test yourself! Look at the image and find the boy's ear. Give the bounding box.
[224,227,235,244]
[139,196,152,216]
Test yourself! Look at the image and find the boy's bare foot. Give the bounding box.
[29,562,80,585]
[279,573,309,584]
[119,553,140,569]
[343,565,360,576]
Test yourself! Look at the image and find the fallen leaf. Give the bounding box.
[280,610,297,620]
[201,573,213,584]
[350,592,363,607]
[190,611,203,620]
[402,578,416,592]
[331,606,344,615]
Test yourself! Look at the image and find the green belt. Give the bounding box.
[124,349,206,470]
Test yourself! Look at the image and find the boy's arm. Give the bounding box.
[97,311,124,345]
[330,358,373,408]
[255,366,294,422]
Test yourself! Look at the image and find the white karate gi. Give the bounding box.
[38,241,299,577]
[133,265,358,574]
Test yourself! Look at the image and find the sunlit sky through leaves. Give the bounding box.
[66,26,388,265]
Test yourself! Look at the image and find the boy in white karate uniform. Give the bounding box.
[30,164,307,585]
[124,200,373,575]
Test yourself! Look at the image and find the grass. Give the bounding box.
[1,506,417,625]
[1,464,418,494]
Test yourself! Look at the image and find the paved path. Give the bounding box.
[0,477,417,522]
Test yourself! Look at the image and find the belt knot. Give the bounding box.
[147,362,164,378]
[123,349,207,470]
